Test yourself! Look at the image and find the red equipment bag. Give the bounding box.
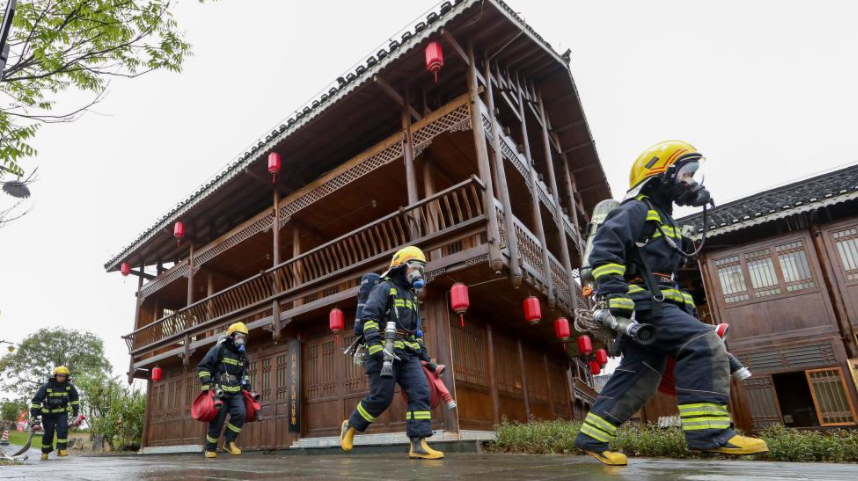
[658,357,677,396]
[243,390,261,423]
[191,390,219,423]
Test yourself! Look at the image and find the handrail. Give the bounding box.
[123,177,487,354]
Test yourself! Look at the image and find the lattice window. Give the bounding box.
[805,368,857,426]
[832,226,858,281]
[247,360,258,395]
[494,333,522,395]
[742,376,782,430]
[715,255,749,304]
[776,241,816,292]
[343,334,368,394]
[451,320,488,386]
[745,248,781,298]
[274,355,285,401]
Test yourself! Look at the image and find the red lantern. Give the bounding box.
[450,283,469,328]
[268,152,281,183]
[120,262,131,277]
[174,221,185,246]
[523,296,541,325]
[577,335,592,356]
[425,41,444,83]
[554,317,570,341]
[716,323,730,341]
[329,307,344,334]
[589,360,601,375]
[151,366,162,383]
[595,348,609,366]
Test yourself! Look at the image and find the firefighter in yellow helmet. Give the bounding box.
[31,366,80,460]
[574,141,768,465]
[198,322,252,458]
[340,246,444,459]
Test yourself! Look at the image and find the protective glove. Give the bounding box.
[425,362,445,375]
[30,408,41,418]
[605,294,635,320]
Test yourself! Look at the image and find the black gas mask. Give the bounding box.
[665,157,712,207]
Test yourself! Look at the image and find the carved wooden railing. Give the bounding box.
[123,177,487,356]
[547,252,575,312]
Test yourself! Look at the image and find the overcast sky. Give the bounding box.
[1,0,856,384]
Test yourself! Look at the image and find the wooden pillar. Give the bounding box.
[272,189,283,342]
[423,157,443,262]
[535,88,577,311]
[292,226,303,307]
[141,380,152,447]
[206,271,215,323]
[430,292,459,433]
[401,88,419,209]
[467,42,503,273]
[514,73,555,307]
[134,263,145,329]
[186,243,195,306]
[517,338,532,420]
[560,150,582,246]
[484,60,523,288]
[485,322,501,424]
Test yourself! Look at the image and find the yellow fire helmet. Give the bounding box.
[389,246,426,269]
[625,140,703,200]
[226,322,249,336]
[53,366,71,376]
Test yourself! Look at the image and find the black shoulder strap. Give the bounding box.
[633,198,664,317]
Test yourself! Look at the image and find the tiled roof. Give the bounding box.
[104,0,566,270]
[678,163,858,238]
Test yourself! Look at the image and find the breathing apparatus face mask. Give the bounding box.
[668,159,712,207]
[405,260,426,290]
[233,333,248,353]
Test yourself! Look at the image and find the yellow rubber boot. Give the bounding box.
[58,450,68,457]
[340,420,356,452]
[704,435,769,455]
[40,453,49,461]
[204,450,217,459]
[221,441,241,455]
[584,450,628,466]
[409,437,444,460]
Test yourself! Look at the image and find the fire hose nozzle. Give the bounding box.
[727,352,752,381]
[381,321,398,379]
[593,309,658,345]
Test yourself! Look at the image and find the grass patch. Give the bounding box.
[487,420,858,463]
[6,430,42,449]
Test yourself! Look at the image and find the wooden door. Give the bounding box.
[240,344,292,450]
[805,367,857,426]
[742,375,783,430]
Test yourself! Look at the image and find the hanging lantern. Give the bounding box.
[450,283,469,328]
[120,262,131,277]
[329,307,344,334]
[268,152,282,183]
[174,221,185,246]
[595,349,609,366]
[589,360,601,375]
[554,317,570,341]
[425,41,444,84]
[577,335,592,356]
[151,366,162,383]
[523,296,541,325]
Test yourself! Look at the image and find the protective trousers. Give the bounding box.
[206,392,246,451]
[576,303,735,451]
[41,412,69,454]
[348,354,433,438]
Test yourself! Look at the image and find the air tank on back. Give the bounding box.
[580,199,621,285]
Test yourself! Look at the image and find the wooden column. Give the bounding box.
[514,73,555,307]
[186,243,195,306]
[430,292,459,433]
[272,189,283,342]
[536,87,577,311]
[401,88,419,209]
[292,226,303,307]
[467,42,503,273]
[517,338,531,420]
[423,157,443,262]
[206,271,215,324]
[134,263,145,329]
[485,322,501,424]
[543,353,556,419]
[560,150,582,245]
[484,60,522,287]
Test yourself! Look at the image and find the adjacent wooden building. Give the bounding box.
[641,164,858,431]
[106,0,609,451]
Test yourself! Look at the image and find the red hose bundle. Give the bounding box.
[191,391,219,422]
[658,357,677,396]
[401,362,457,410]
[243,390,261,423]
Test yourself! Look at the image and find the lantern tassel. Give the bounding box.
[459,314,464,328]
[434,70,439,84]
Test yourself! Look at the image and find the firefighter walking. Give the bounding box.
[340,246,443,459]
[30,366,80,460]
[575,141,768,466]
[198,322,252,459]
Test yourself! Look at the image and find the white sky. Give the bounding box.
[1,0,857,383]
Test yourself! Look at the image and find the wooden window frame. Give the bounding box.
[805,367,858,427]
[711,233,822,309]
[828,222,858,286]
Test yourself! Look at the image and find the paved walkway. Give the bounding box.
[2,448,857,480]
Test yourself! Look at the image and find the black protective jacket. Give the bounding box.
[360,269,431,361]
[31,378,79,417]
[198,339,250,394]
[589,194,695,312]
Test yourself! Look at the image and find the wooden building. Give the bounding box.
[105,0,609,451]
[640,164,858,431]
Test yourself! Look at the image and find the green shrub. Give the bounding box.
[488,420,858,463]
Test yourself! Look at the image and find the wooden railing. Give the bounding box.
[123,177,487,356]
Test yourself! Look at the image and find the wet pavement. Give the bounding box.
[2,448,857,481]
